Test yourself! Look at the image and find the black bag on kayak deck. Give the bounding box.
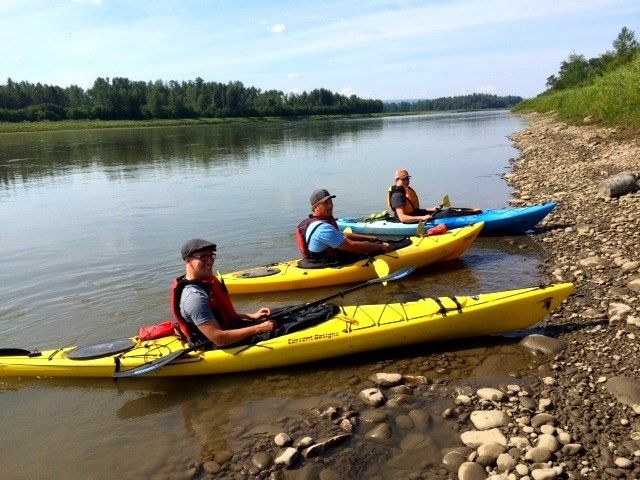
[250,303,340,344]
[432,207,483,219]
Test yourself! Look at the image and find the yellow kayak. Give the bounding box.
[0,282,574,378]
[220,223,483,294]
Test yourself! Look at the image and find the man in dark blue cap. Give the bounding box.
[170,239,274,347]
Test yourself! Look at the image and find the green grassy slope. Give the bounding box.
[514,55,640,127]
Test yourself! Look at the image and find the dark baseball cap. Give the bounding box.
[181,239,217,260]
[310,188,336,207]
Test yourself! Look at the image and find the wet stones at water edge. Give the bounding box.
[182,366,640,479]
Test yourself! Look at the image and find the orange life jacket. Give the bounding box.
[170,275,238,345]
[295,215,339,260]
[387,185,420,214]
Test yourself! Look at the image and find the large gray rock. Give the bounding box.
[520,334,568,355]
[360,409,389,425]
[365,422,392,441]
[579,256,604,267]
[609,302,633,318]
[525,446,552,462]
[530,413,556,428]
[275,447,299,466]
[477,388,506,402]
[597,171,638,198]
[628,278,640,292]
[531,467,559,480]
[274,432,292,447]
[605,376,640,406]
[460,429,507,448]
[251,451,273,469]
[470,410,510,430]
[359,388,385,407]
[496,453,516,472]
[369,372,402,387]
[458,461,487,480]
[477,442,506,459]
[442,451,467,473]
[536,433,560,452]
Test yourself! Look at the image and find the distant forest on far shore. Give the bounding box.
[0,77,384,122]
[384,93,523,113]
[0,76,523,123]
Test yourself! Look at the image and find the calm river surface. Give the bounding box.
[0,111,546,479]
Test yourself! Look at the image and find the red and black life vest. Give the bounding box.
[170,275,238,345]
[387,185,420,214]
[295,215,339,260]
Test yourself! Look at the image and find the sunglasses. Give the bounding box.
[191,253,216,261]
[397,176,411,181]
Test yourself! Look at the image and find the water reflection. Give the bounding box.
[0,120,386,188]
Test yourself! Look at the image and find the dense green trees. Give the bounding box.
[383,93,523,113]
[0,77,384,122]
[545,26,639,91]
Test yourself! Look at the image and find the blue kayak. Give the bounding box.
[337,202,557,236]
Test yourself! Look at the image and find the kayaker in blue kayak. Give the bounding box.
[296,188,391,267]
[388,169,440,223]
[170,239,275,347]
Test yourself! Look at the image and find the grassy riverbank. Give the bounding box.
[0,109,502,134]
[514,55,640,127]
[0,112,398,133]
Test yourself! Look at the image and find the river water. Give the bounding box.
[0,111,547,479]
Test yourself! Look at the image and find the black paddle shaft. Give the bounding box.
[268,266,415,321]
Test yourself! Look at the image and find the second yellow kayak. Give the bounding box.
[220,223,483,294]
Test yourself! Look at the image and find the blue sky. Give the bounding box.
[1,0,638,99]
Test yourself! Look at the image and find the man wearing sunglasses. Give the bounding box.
[388,169,439,223]
[170,239,274,347]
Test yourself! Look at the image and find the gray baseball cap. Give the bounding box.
[310,188,336,207]
[181,239,217,260]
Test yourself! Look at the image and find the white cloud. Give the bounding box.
[287,73,300,79]
[269,23,285,34]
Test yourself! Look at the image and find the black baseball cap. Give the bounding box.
[181,239,217,260]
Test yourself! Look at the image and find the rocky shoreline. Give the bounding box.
[185,113,640,480]
[504,112,640,479]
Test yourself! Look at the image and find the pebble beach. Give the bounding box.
[183,112,640,480]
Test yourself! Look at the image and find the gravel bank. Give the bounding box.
[507,112,640,479]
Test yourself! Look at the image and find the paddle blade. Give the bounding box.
[416,220,426,237]
[372,258,390,285]
[370,266,415,285]
[441,194,451,208]
[343,227,353,235]
[113,348,189,378]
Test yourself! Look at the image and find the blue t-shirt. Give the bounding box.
[306,221,346,253]
[179,284,216,326]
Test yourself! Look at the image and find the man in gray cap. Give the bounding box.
[170,239,274,347]
[296,189,391,267]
